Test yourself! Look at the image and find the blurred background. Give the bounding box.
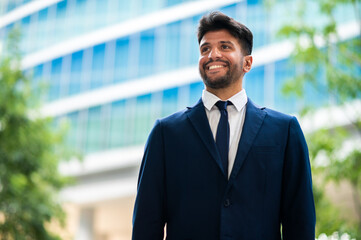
[0,0,360,239]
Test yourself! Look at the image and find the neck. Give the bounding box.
[206,84,243,101]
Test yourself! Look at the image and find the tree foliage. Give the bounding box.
[274,0,361,237]
[0,29,70,239]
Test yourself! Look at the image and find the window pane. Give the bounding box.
[138,30,155,77]
[54,0,68,43]
[109,100,126,148]
[245,65,265,105]
[162,87,178,117]
[86,106,103,153]
[65,111,82,152]
[134,94,152,144]
[274,59,297,113]
[165,22,181,70]
[114,38,130,83]
[90,44,106,89]
[36,8,48,51]
[69,50,83,95]
[31,64,43,97]
[189,81,203,105]
[49,58,62,101]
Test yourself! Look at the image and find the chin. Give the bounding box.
[203,76,231,89]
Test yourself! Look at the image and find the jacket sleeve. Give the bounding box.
[132,119,166,240]
[281,117,316,240]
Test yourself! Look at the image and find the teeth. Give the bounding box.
[209,65,224,70]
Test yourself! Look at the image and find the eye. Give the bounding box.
[221,45,230,50]
[201,47,209,53]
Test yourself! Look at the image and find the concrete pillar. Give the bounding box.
[75,207,95,240]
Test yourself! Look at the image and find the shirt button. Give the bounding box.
[224,199,231,207]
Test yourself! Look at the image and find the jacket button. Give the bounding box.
[224,199,231,207]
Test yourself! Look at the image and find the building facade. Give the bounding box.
[0,0,359,239]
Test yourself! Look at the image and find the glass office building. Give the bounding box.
[0,0,358,239]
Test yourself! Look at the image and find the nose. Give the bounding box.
[208,47,222,59]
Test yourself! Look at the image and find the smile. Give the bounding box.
[208,65,225,70]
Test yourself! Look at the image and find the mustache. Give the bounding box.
[204,59,229,69]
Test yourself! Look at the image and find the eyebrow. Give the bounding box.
[220,41,234,45]
[200,41,235,48]
[200,42,210,48]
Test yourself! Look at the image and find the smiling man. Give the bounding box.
[132,11,316,240]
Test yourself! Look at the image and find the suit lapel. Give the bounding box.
[229,98,266,183]
[186,99,227,178]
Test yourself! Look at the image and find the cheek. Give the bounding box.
[230,54,243,67]
[198,56,206,68]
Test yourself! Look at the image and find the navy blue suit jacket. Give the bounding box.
[132,98,315,240]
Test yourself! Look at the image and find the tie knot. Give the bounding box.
[215,101,232,111]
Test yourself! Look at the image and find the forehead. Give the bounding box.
[199,29,239,46]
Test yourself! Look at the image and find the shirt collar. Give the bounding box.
[202,89,248,112]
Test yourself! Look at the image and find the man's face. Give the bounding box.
[198,29,245,90]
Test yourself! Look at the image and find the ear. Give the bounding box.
[243,55,253,73]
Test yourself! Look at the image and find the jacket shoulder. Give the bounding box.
[248,98,294,123]
[158,99,203,126]
[157,108,189,126]
[263,107,294,122]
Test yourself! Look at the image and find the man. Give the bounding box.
[132,11,315,240]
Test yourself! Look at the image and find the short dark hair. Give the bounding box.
[197,11,253,55]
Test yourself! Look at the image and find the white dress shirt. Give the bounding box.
[202,89,248,178]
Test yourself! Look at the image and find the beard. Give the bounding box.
[199,59,243,89]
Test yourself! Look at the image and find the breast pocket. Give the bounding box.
[251,145,280,153]
[250,145,283,170]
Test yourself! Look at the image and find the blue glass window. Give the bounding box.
[246,4,267,48]
[165,22,181,70]
[21,16,30,25]
[74,0,87,35]
[38,7,48,21]
[20,16,31,50]
[36,8,48,50]
[178,19,195,67]
[134,94,153,144]
[138,29,155,77]
[245,65,265,105]
[220,3,237,17]
[69,50,83,95]
[49,58,62,101]
[141,0,162,14]
[190,35,200,66]
[95,0,108,28]
[109,100,127,148]
[191,15,203,65]
[114,37,130,83]
[117,0,131,20]
[86,106,103,152]
[247,0,260,5]
[7,2,16,12]
[303,65,328,108]
[33,64,43,79]
[166,0,182,7]
[90,44,106,89]
[76,0,86,5]
[32,64,43,93]
[54,0,68,42]
[38,8,48,21]
[124,98,136,146]
[162,87,178,117]
[56,0,67,18]
[65,111,82,151]
[189,81,204,105]
[274,59,297,113]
